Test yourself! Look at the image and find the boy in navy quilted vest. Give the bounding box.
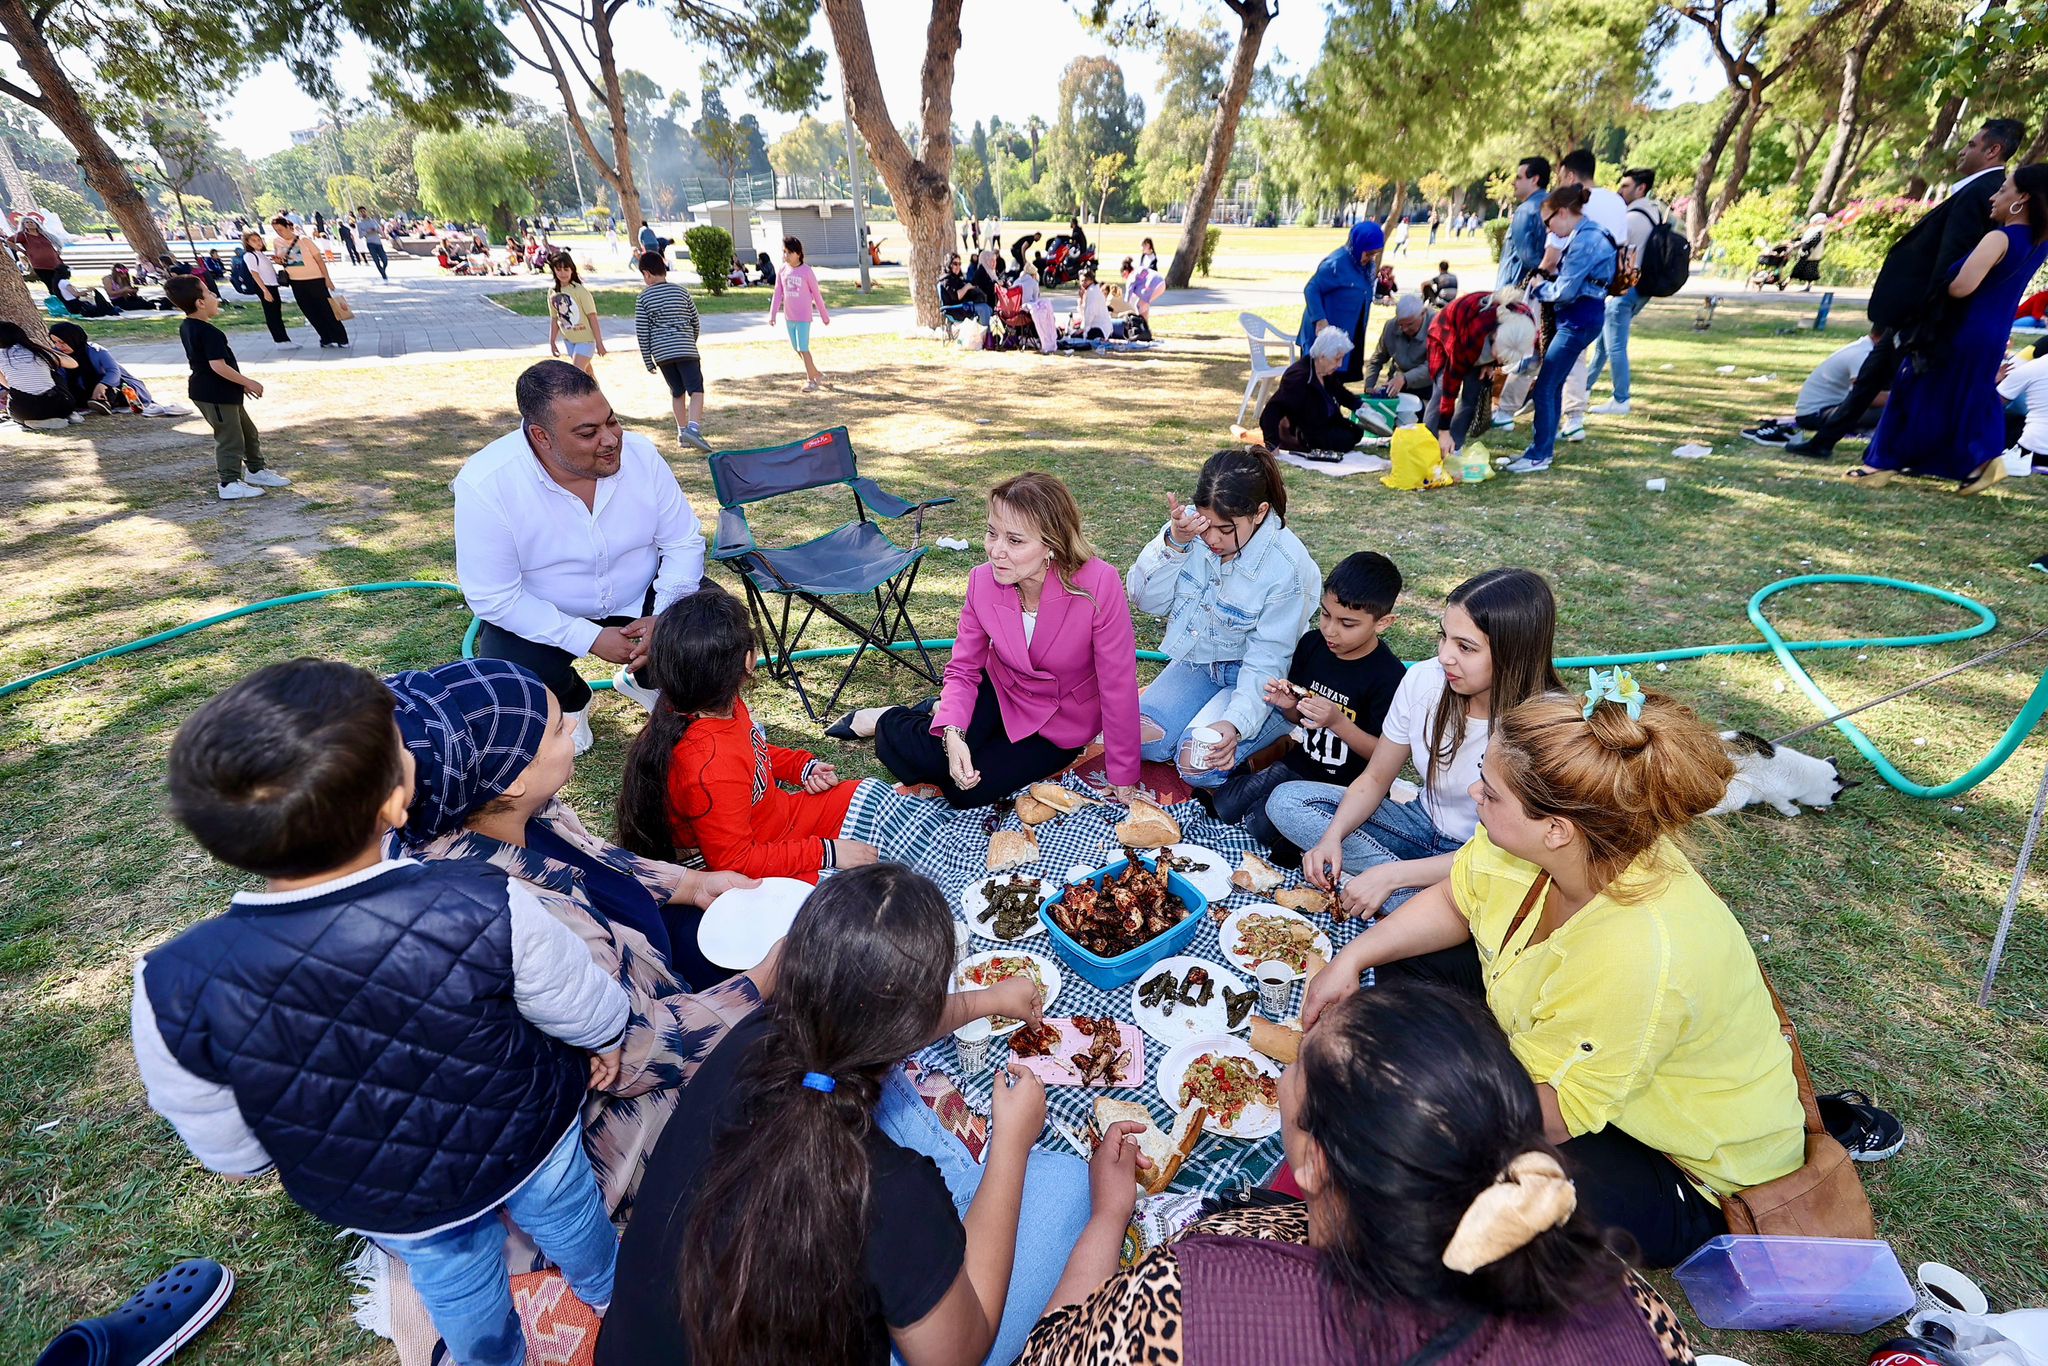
[133,658,631,1366]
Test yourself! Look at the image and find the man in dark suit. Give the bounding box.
[1788,118,2026,458]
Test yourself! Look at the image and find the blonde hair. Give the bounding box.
[1490,689,1733,897]
[989,472,1096,595]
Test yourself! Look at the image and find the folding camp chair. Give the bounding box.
[705,426,955,718]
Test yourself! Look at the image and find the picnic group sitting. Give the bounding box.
[116,371,1871,1364]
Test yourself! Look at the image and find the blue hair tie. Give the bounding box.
[801,1072,837,1094]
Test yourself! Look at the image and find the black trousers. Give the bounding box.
[34,267,64,296]
[1374,941,1727,1268]
[1801,329,1897,450]
[286,274,348,345]
[7,385,79,421]
[258,293,291,343]
[874,676,1082,810]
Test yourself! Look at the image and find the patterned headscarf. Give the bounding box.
[384,659,551,846]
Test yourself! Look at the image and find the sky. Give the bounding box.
[197,0,1715,163]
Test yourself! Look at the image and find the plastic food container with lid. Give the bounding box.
[1673,1234,1915,1334]
[1038,856,1206,990]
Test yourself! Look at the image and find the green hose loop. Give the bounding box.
[6,574,2040,800]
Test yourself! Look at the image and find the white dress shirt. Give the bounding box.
[452,427,706,655]
[1948,164,2007,199]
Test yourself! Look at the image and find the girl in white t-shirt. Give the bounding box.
[1268,567,1563,918]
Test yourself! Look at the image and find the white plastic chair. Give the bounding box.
[1236,313,1299,425]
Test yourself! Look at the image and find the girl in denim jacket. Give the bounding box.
[1125,447,1322,789]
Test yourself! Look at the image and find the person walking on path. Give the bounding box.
[270,215,349,348]
[769,235,830,392]
[1587,167,1667,416]
[338,214,361,266]
[632,251,708,451]
[239,231,300,350]
[1787,118,2023,459]
[165,276,291,501]
[356,208,390,281]
[1845,164,2048,496]
[547,251,606,377]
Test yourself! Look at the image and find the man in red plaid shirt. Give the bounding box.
[1424,287,1539,460]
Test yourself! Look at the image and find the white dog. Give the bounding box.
[1708,730,1854,817]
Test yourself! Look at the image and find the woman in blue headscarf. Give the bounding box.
[1296,220,1386,384]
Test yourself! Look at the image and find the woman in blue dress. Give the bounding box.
[1847,164,2048,496]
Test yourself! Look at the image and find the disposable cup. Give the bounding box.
[1646,477,1668,492]
[1179,725,1224,772]
[1255,961,1293,1019]
[954,1017,995,1074]
[1914,1261,1988,1317]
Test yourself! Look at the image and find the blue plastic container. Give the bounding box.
[1038,857,1207,989]
[1673,1234,1915,1334]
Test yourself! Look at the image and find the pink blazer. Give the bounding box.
[932,558,1143,786]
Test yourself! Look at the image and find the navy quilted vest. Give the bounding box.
[143,860,586,1236]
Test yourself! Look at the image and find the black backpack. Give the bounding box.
[229,252,258,296]
[1635,212,1692,298]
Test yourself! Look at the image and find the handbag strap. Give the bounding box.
[1755,966,1826,1135]
[1500,872,1551,951]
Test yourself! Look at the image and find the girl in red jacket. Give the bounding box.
[616,588,882,881]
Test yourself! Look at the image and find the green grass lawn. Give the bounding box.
[3,302,2046,1363]
[488,276,911,323]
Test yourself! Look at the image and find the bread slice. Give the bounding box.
[988,827,1039,871]
[1230,853,1284,895]
[1275,886,1331,916]
[1114,798,1180,848]
[1028,783,1088,815]
[1250,1017,1302,1064]
[1094,1097,1205,1195]
[1014,793,1058,826]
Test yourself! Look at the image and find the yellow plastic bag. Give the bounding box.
[1381,424,1453,490]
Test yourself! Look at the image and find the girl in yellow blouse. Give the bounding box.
[1303,674,1805,1267]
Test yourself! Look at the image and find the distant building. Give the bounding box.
[288,122,333,147]
[758,199,861,267]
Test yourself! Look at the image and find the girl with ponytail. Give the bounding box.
[1126,446,1323,790]
[600,864,1145,1366]
[1303,677,1805,1268]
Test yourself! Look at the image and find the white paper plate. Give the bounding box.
[1218,906,1333,983]
[1148,844,1232,902]
[1128,955,1254,1044]
[960,872,1051,941]
[697,877,814,970]
[953,948,1062,1036]
[1157,1034,1283,1139]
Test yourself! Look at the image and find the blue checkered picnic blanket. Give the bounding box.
[845,772,1371,1200]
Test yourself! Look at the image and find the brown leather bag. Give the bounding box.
[1710,972,1875,1239]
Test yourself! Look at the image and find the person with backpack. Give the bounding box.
[237,231,299,350]
[1587,168,1668,417]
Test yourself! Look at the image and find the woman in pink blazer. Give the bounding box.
[830,472,1143,808]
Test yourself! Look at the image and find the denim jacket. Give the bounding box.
[1532,221,1617,329]
[1126,515,1321,739]
[1499,192,1548,290]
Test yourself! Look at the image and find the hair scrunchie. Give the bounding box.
[1440,1151,1578,1273]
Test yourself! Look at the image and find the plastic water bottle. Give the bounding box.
[120,383,143,413]
[1456,441,1492,483]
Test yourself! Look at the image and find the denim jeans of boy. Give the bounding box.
[876,1068,1091,1365]
[1265,782,1465,914]
[1138,659,1294,789]
[1525,320,1603,463]
[1211,758,1299,850]
[1587,288,1648,402]
[383,1127,617,1366]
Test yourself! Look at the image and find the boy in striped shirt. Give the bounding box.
[634,251,709,451]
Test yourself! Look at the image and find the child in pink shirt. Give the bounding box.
[768,235,830,391]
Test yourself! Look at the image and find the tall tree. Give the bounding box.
[1044,56,1144,219]
[1807,0,1908,212]
[1131,25,1229,212]
[414,124,541,234]
[695,85,751,206]
[135,108,217,261]
[505,0,823,232]
[821,0,964,329]
[770,115,848,195]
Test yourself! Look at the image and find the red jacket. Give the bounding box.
[664,698,855,881]
[1426,291,1499,423]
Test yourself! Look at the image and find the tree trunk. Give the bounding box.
[1387,183,1407,228]
[1163,0,1270,289]
[0,242,49,343]
[1687,93,1751,244]
[1809,0,1904,215]
[1708,94,1765,227]
[822,0,963,330]
[2025,122,2048,166]
[0,0,167,263]
[512,0,643,238]
[172,192,201,264]
[1787,125,1821,190]
[1905,0,2004,197]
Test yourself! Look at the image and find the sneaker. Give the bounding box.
[2030,553,2048,574]
[1592,400,1631,416]
[65,410,85,424]
[87,398,114,415]
[243,469,292,488]
[1784,436,1834,460]
[217,480,265,500]
[1741,423,1793,447]
[677,423,712,453]
[802,379,820,393]
[569,707,593,755]
[1489,411,1515,429]
[1504,454,1553,474]
[612,666,659,712]
[143,402,192,417]
[1562,424,1586,443]
[1816,1090,1905,1162]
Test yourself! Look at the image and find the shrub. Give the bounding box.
[1198,225,1222,277]
[1823,197,1926,284]
[1482,216,1510,263]
[683,224,733,296]
[1296,205,1320,228]
[1707,187,1802,276]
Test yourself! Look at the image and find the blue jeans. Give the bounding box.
[1139,659,1295,790]
[383,1126,618,1366]
[1525,318,1603,464]
[1587,288,1647,401]
[1211,758,1299,850]
[1264,782,1465,913]
[366,241,389,280]
[876,1069,1091,1366]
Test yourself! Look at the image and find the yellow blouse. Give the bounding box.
[1451,827,1805,1195]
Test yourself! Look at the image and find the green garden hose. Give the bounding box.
[6,574,2041,801]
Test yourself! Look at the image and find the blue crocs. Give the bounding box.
[36,1259,234,1366]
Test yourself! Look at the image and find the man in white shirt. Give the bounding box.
[1740,333,1886,446]
[1587,167,1667,416]
[1999,337,2048,468]
[453,360,705,750]
[1495,148,1621,441]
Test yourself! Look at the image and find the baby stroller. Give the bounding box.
[1749,241,1790,291]
[1039,235,1098,289]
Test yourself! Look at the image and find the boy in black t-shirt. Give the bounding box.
[1213,551,1405,857]
[166,275,290,502]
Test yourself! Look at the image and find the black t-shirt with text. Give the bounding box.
[180,318,243,406]
[596,1010,966,1365]
[1279,635,1406,785]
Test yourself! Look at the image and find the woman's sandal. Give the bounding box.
[1841,465,1893,487]
[824,710,864,742]
[1956,458,2008,496]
